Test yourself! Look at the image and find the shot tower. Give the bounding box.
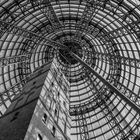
[0,59,71,140]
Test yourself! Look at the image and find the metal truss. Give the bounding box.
[0,59,31,116]
[93,84,127,139]
[100,92,136,140]
[0,60,51,116]
[0,19,65,50]
[12,0,59,35]
[98,20,140,39]
[100,96,126,140]
[0,55,31,114]
[84,28,120,57]
[108,103,140,140]
[70,92,109,116]
[71,68,138,139]
[0,54,30,68]
[112,78,140,107]
[13,0,66,50]
[0,77,27,116]
[69,48,120,115]
[70,70,112,116]
[0,0,140,139]
[68,65,115,115]
[18,60,31,78]
[95,3,140,43]
[71,70,140,139]
[73,0,109,42]
[71,52,140,114]
[75,107,89,140]
[93,52,140,68]
[70,85,112,116]
[30,0,62,30]
[74,0,97,41]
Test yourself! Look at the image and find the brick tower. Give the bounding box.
[0,59,71,140]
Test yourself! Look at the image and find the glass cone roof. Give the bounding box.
[0,0,140,139]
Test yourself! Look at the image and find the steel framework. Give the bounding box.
[0,0,140,140]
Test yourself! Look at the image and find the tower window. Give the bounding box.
[52,68,57,78]
[52,126,56,136]
[64,121,67,134]
[37,133,43,140]
[42,113,47,124]
[55,109,58,116]
[63,101,66,107]
[63,85,67,93]
[33,81,36,85]
[58,78,62,85]
[51,82,54,87]
[10,112,20,122]
[58,91,60,97]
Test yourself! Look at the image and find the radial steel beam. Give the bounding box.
[74,0,107,41]
[0,19,66,50]
[90,73,132,136]
[0,54,30,67]
[94,52,140,68]
[42,0,62,29]
[74,1,97,41]
[89,76,132,138]
[30,0,62,29]
[70,52,140,114]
